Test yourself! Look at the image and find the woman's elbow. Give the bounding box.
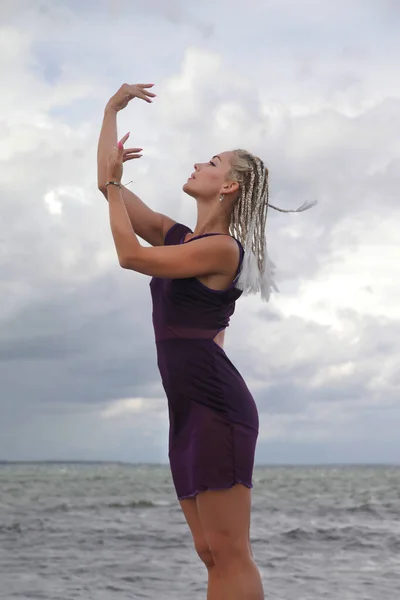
[118,254,140,270]
[117,248,146,272]
[118,255,131,269]
[98,183,107,196]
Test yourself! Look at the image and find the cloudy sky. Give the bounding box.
[1,0,399,464]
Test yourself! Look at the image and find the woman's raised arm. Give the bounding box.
[97,84,175,246]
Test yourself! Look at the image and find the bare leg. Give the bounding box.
[206,562,224,600]
[179,498,225,600]
[196,484,264,600]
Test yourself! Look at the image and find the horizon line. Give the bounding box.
[1,460,399,467]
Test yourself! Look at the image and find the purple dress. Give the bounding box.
[150,223,259,500]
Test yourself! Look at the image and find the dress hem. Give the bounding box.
[177,479,253,501]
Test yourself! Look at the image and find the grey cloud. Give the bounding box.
[256,380,371,416]
[0,272,160,405]
[226,309,400,422]
[0,334,83,361]
[256,438,400,465]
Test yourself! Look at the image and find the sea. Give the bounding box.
[1,463,399,599]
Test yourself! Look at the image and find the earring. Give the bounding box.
[220,194,225,202]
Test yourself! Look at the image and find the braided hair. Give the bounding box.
[227,149,316,301]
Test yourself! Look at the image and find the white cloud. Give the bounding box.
[101,397,148,418]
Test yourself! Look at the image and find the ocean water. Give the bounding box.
[1,463,400,599]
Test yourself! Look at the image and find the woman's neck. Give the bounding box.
[193,198,231,236]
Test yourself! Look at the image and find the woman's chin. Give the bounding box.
[182,181,195,197]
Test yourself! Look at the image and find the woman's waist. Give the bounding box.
[153,323,226,343]
[156,338,246,388]
[155,336,226,355]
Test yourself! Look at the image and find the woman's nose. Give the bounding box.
[194,163,199,171]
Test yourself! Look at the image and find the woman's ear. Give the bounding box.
[222,180,239,195]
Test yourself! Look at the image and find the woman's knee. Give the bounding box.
[208,534,251,568]
[194,539,215,570]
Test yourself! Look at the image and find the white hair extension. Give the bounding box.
[228,149,317,301]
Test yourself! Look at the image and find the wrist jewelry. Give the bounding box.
[105,181,122,189]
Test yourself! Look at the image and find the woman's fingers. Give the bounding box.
[123,153,142,162]
[123,151,142,158]
[119,132,130,145]
[118,139,143,162]
[126,84,156,102]
[141,85,156,98]
[108,83,156,111]
[123,147,142,154]
[136,90,153,103]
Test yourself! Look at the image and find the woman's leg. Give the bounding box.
[179,498,225,600]
[196,484,264,600]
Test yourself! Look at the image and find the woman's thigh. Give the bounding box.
[195,484,252,558]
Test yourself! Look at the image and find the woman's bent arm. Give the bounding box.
[108,184,239,279]
[97,107,175,246]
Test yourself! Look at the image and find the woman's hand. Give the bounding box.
[107,132,140,183]
[106,83,156,112]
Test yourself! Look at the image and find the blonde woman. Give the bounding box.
[98,83,314,600]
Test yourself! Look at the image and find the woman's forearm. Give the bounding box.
[97,107,118,190]
[107,184,141,266]
[98,86,171,247]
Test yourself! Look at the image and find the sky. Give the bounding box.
[1,0,399,464]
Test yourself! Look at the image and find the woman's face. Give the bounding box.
[183,151,237,200]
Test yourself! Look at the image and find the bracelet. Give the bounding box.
[105,181,122,189]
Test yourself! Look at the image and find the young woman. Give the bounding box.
[97,83,314,600]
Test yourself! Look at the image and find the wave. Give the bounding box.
[0,522,22,533]
[344,502,381,516]
[42,499,165,513]
[107,500,158,509]
[281,525,385,544]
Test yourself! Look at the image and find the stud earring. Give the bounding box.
[220,194,225,202]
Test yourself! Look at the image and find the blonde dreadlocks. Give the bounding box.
[227,149,316,301]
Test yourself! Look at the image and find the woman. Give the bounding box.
[97,83,314,600]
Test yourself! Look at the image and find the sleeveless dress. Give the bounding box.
[149,222,259,500]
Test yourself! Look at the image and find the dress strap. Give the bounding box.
[232,238,244,282]
[164,223,192,246]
